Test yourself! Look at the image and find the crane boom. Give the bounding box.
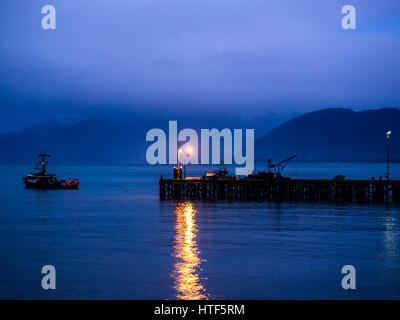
[267,155,297,173]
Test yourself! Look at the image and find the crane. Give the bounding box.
[266,155,297,174]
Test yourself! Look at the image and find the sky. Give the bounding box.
[0,0,399,133]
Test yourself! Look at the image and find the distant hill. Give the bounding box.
[0,112,286,164]
[256,108,400,162]
[1,107,397,164]
[0,116,151,164]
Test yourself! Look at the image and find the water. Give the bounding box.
[0,163,399,299]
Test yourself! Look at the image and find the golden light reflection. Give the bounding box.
[172,202,208,300]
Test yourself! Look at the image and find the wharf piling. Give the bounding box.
[159,177,400,203]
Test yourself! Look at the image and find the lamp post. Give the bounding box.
[184,148,192,179]
[177,148,183,179]
[178,148,182,167]
[386,131,391,180]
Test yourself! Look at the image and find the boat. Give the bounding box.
[22,154,80,189]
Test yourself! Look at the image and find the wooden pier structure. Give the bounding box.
[159,177,400,203]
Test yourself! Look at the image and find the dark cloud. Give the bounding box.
[0,0,399,132]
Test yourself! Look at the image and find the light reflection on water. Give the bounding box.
[172,202,208,300]
[383,211,399,260]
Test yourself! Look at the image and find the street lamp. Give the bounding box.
[175,148,183,179]
[178,149,182,168]
[184,148,192,179]
[386,131,391,180]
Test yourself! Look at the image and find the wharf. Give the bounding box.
[159,177,400,202]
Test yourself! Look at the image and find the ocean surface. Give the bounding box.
[0,162,399,299]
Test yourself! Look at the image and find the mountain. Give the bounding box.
[0,115,156,164]
[1,107,397,164]
[0,112,286,164]
[256,108,400,162]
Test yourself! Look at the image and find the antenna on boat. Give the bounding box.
[37,154,50,175]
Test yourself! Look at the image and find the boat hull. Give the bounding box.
[23,177,80,190]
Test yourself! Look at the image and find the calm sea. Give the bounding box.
[0,163,399,299]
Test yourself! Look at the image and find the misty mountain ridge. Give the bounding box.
[0,111,285,164]
[256,107,400,162]
[0,107,398,164]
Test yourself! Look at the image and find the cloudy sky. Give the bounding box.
[0,0,399,132]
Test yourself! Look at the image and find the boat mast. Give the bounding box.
[38,154,50,175]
